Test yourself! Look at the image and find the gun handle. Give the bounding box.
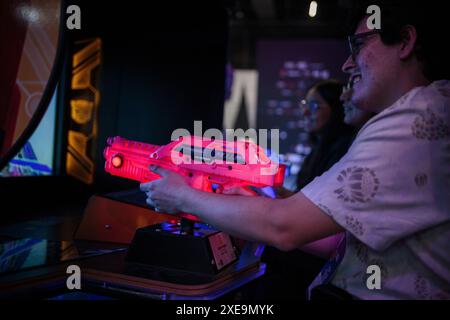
[173,174,212,222]
[187,173,213,193]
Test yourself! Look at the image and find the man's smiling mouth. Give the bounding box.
[351,73,362,85]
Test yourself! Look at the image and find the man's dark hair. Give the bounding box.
[347,0,448,81]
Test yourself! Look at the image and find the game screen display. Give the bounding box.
[0,237,126,275]
[0,88,57,177]
[0,238,47,273]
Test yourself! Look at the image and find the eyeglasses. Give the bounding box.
[299,99,323,113]
[347,30,381,61]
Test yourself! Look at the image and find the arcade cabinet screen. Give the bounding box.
[256,39,349,181]
[0,88,57,177]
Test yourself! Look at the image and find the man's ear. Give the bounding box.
[399,25,418,60]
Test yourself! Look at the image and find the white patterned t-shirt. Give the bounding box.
[302,80,450,299]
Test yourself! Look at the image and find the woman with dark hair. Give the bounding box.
[296,80,355,190]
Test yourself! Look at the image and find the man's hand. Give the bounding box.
[140,165,192,214]
[220,186,258,196]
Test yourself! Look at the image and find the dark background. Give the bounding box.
[65,0,229,191]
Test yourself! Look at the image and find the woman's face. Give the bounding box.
[301,88,332,133]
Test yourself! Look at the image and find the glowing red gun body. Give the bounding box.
[104,136,285,220]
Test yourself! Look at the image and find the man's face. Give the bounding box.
[340,86,373,128]
[342,17,400,113]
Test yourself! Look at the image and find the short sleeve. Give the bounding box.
[301,83,450,252]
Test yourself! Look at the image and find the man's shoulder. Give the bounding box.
[427,80,450,98]
[411,80,450,110]
[355,81,450,139]
[400,80,450,141]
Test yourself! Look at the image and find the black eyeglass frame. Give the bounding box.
[299,99,325,113]
[347,30,382,61]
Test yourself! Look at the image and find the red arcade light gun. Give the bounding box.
[103,136,285,220]
[103,136,285,274]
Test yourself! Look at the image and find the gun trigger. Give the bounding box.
[215,185,224,194]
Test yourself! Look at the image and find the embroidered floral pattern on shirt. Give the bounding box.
[414,173,428,187]
[411,108,450,140]
[414,275,431,299]
[345,215,365,236]
[398,92,411,106]
[334,167,380,203]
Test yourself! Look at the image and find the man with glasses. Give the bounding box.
[141,0,450,299]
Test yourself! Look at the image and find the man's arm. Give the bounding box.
[141,166,344,251]
[221,186,343,258]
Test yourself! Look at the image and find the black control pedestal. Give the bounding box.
[126,220,239,277]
